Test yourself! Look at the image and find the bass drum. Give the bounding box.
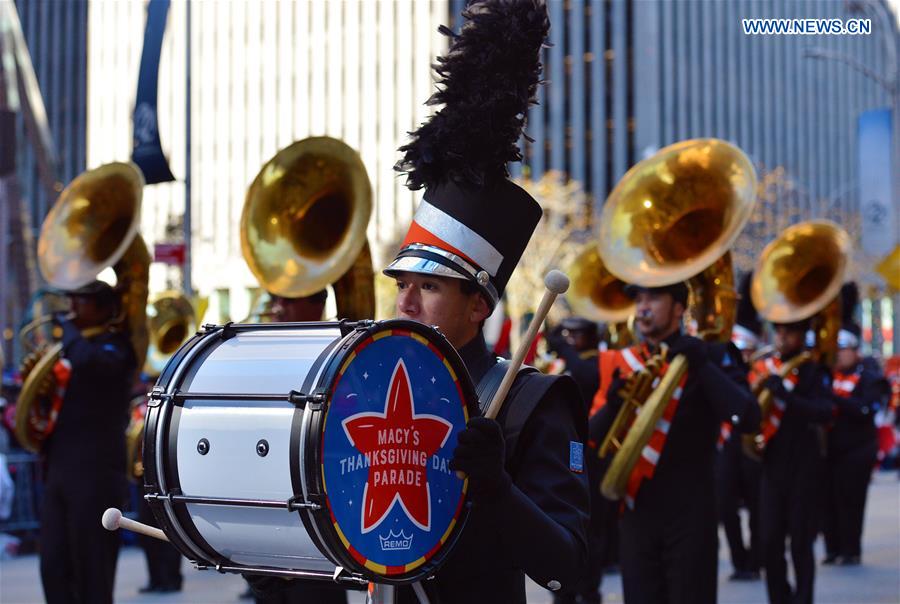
[143,320,476,585]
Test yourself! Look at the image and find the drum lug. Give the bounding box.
[288,390,326,410]
[147,387,171,408]
[219,322,237,341]
[340,318,373,336]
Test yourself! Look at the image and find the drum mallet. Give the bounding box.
[102,507,169,542]
[456,269,570,479]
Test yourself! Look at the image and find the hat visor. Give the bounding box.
[383,255,470,281]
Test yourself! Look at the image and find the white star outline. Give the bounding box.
[341,358,453,535]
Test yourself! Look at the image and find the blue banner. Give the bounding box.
[858,108,895,257]
[132,0,175,184]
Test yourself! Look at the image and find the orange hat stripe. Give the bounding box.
[401,221,480,270]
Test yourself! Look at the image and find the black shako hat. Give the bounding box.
[65,279,117,306]
[383,0,549,309]
[733,271,763,351]
[837,282,861,349]
[622,282,690,308]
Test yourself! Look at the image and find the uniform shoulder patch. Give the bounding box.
[569,441,584,473]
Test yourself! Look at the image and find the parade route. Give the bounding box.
[0,471,897,603]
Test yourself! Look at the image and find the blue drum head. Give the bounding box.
[320,321,473,581]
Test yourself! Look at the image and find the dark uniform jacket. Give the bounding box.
[44,320,136,475]
[829,364,887,455]
[591,332,758,510]
[550,340,600,405]
[412,332,591,603]
[762,354,833,485]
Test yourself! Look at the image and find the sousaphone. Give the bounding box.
[743,220,850,459]
[594,138,757,500]
[566,244,635,347]
[241,137,375,320]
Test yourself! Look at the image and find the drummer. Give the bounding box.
[382,2,589,601]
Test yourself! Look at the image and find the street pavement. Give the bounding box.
[1,472,897,603]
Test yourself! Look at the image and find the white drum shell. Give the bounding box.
[162,327,342,571]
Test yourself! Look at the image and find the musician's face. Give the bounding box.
[773,325,805,356]
[633,291,683,343]
[394,272,491,349]
[69,295,112,329]
[269,295,325,322]
[835,348,859,372]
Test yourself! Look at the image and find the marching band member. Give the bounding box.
[134,372,184,595]
[545,317,601,404]
[385,1,589,600]
[267,290,328,323]
[39,281,136,604]
[248,2,588,602]
[822,285,887,566]
[753,318,833,604]
[590,282,757,604]
[718,273,764,581]
[246,289,347,604]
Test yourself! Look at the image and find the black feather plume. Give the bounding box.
[736,271,762,335]
[395,0,549,190]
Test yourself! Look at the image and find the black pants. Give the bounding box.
[760,465,822,604]
[823,441,878,559]
[619,498,718,604]
[137,493,183,589]
[716,445,762,572]
[40,470,126,604]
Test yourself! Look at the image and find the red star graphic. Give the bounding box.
[342,359,452,533]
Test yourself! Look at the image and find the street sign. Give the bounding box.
[153,242,185,266]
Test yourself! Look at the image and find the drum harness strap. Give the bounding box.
[475,359,557,469]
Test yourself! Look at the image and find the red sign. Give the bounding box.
[153,243,185,266]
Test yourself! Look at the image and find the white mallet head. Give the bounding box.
[544,269,570,295]
[101,508,122,531]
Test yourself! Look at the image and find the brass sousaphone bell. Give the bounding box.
[125,291,199,483]
[566,246,635,319]
[594,138,757,500]
[742,220,850,460]
[16,163,150,452]
[241,137,375,320]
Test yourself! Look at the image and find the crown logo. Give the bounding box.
[379,529,414,551]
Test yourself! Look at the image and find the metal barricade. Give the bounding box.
[0,451,43,532]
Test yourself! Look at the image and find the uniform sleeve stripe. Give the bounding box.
[620,348,645,372]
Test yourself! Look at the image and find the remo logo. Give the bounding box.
[321,329,469,575]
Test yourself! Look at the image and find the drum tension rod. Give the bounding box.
[145,490,323,512]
